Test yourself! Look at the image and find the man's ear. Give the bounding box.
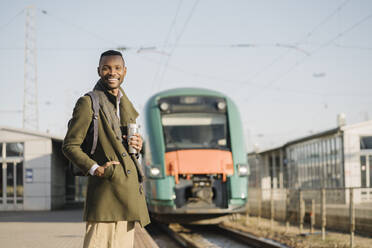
[123,66,127,77]
[97,67,100,77]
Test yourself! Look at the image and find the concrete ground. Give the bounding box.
[0,209,157,248]
[0,209,85,248]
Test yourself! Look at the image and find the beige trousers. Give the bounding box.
[83,221,135,248]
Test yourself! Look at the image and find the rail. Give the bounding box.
[154,222,287,248]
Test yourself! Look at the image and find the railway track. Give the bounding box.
[148,221,289,248]
[145,222,184,248]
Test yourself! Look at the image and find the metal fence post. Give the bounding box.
[245,199,250,226]
[321,188,326,240]
[299,190,304,233]
[270,187,274,230]
[349,188,355,248]
[311,199,315,234]
[258,188,262,226]
[286,189,290,233]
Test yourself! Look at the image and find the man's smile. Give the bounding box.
[107,78,119,82]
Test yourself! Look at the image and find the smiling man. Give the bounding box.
[63,50,150,248]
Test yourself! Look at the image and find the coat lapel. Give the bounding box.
[119,87,138,126]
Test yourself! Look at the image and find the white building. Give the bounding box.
[248,120,372,203]
[0,126,75,211]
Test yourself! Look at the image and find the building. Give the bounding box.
[247,120,372,234]
[248,120,372,203]
[0,126,84,211]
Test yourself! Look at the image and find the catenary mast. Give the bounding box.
[23,6,39,130]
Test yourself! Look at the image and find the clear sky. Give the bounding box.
[0,0,371,151]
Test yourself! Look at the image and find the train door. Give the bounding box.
[0,143,24,210]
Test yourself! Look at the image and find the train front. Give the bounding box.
[143,88,248,223]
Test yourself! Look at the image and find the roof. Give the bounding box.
[0,126,63,142]
[285,120,372,147]
[340,119,372,131]
[250,127,341,155]
[249,144,285,155]
[285,127,340,147]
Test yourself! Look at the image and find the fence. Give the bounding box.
[246,187,372,247]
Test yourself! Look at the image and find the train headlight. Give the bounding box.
[146,166,163,178]
[217,101,226,111]
[237,164,249,176]
[159,102,169,112]
[150,167,160,177]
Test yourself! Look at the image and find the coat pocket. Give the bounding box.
[102,163,116,179]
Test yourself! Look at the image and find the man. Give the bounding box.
[62,50,150,248]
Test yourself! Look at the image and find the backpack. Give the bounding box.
[68,91,100,176]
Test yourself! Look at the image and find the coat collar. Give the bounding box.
[93,80,139,125]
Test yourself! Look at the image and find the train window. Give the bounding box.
[360,136,372,149]
[162,113,229,151]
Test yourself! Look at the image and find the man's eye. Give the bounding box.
[115,66,121,70]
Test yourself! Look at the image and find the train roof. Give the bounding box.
[149,87,226,100]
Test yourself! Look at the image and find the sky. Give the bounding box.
[0,0,371,151]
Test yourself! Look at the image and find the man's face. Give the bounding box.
[97,55,126,90]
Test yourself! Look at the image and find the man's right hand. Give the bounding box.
[94,161,120,177]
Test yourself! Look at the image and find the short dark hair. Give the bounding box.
[99,50,124,64]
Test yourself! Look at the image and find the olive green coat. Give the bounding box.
[62,86,150,227]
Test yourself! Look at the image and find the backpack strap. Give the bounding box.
[85,91,99,155]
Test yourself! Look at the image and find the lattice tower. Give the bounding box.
[23,6,39,130]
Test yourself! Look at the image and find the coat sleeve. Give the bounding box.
[62,96,97,175]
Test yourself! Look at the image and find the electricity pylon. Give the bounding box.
[23,6,39,131]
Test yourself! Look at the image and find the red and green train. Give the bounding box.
[142,88,248,223]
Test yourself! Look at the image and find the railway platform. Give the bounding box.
[0,209,158,248]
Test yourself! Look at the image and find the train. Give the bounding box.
[141,88,248,224]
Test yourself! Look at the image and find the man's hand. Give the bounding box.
[94,161,120,177]
[124,133,143,153]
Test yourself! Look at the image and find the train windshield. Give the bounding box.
[162,113,229,151]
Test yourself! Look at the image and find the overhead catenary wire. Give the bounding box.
[136,44,371,100]
[241,0,353,86]
[139,0,354,92]
[155,0,200,92]
[0,110,22,113]
[151,0,184,93]
[1,3,368,101]
[245,12,372,103]
[0,42,311,53]
[36,8,124,50]
[0,8,25,33]
[298,42,372,51]
[1,42,367,100]
[332,43,372,50]
[2,41,372,53]
[270,86,372,98]
[300,0,352,43]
